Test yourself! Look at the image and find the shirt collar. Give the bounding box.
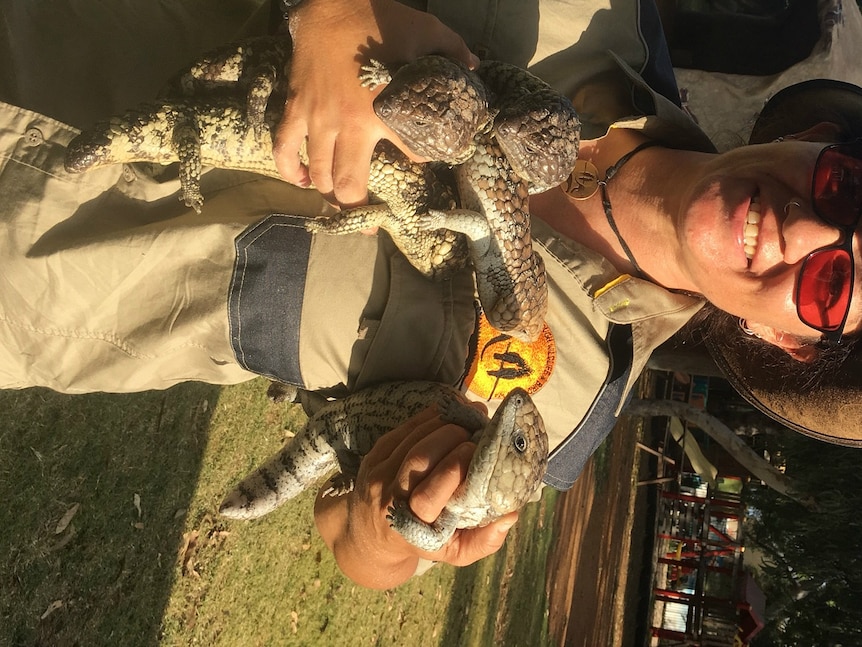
[533,217,706,412]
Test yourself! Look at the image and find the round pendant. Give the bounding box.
[563,159,600,200]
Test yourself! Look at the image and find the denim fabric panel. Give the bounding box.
[543,323,633,490]
[637,0,681,107]
[229,214,311,385]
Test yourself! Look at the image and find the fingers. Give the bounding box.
[273,86,378,205]
[273,97,380,207]
[363,404,442,463]
[328,120,381,208]
[365,399,488,525]
[316,401,514,587]
[405,440,473,523]
[272,0,480,207]
[272,108,311,189]
[359,404,473,523]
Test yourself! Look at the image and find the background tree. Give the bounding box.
[745,429,862,646]
[631,363,862,647]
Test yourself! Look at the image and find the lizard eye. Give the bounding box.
[512,431,527,453]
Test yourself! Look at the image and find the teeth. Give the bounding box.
[743,195,761,261]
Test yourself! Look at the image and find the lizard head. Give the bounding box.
[493,90,581,191]
[471,387,549,516]
[373,55,492,165]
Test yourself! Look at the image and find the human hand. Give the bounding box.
[314,402,517,590]
[274,0,479,207]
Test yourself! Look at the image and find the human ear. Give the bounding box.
[744,321,819,363]
[784,121,844,143]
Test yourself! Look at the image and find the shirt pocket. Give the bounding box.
[351,247,477,391]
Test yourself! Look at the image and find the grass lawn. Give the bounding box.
[1,378,559,647]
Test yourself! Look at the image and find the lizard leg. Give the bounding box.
[358,59,392,90]
[321,472,356,497]
[171,116,204,213]
[421,208,492,256]
[322,450,362,497]
[437,395,488,432]
[387,500,460,552]
[305,204,393,234]
[245,64,277,134]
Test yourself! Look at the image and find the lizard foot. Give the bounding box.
[322,472,355,497]
[359,59,392,90]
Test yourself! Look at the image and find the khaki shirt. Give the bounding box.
[0,0,711,454]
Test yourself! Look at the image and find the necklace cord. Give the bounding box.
[598,140,661,279]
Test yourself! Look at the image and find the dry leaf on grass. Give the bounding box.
[179,530,200,578]
[40,600,64,620]
[208,529,231,551]
[54,503,80,535]
[50,524,77,552]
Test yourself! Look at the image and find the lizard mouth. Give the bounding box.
[743,193,761,265]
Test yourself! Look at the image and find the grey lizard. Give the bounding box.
[218,381,548,551]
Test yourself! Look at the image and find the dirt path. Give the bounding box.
[545,415,646,647]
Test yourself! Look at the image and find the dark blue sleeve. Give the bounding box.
[638,0,682,108]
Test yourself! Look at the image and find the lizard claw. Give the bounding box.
[359,59,392,90]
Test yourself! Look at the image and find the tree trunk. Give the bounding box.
[625,398,817,511]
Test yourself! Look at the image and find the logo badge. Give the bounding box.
[464,313,556,400]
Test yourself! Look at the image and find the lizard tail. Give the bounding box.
[219,431,337,520]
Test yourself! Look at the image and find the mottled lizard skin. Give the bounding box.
[218,381,548,552]
[64,36,581,340]
[312,55,581,341]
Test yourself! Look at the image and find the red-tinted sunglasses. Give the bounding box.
[796,142,862,342]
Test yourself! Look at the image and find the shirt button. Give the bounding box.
[24,127,44,147]
[122,164,137,183]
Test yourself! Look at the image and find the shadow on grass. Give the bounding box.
[0,383,220,647]
[439,488,558,647]
[441,551,508,646]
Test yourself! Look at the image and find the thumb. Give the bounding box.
[410,17,480,69]
[443,39,480,70]
[446,512,519,567]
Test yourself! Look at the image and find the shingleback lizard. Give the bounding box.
[63,36,581,341]
[218,381,548,551]
[309,55,580,341]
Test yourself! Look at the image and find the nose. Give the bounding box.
[781,200,845,265]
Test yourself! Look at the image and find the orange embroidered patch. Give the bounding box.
[464,313,556,400]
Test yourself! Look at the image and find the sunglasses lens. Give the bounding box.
[813,145,862,227]
[797,249,854,331]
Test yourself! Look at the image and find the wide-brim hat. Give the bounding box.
[705,79,862,447]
